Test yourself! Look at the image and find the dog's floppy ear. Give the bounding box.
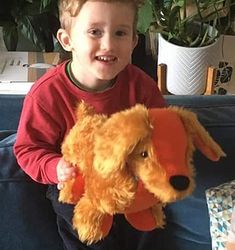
[170,107,226,161]
[93,105,151,178]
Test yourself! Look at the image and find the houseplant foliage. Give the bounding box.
[0,0,59,51]
[138,0,232,47]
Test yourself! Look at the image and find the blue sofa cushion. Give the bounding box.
[0,131,63,250]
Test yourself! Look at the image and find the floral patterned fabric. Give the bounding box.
[206,180,235,250]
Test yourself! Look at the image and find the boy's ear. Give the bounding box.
[57,28,73,52]
[132,34,138,50]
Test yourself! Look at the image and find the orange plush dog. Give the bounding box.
[59,102,225,244]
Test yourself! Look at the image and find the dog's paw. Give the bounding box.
[73,197,113,244]
[74,221,104,245]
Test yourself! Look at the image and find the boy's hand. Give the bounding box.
[57,158,77,190]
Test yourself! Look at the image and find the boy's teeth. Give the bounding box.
[97,56,115,62]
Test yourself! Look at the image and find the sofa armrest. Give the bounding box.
[0,95,25,130]
[0,131,63,250]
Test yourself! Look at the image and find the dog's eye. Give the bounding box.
[140,151,148,158]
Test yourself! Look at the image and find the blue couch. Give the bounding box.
[0,94,235,250]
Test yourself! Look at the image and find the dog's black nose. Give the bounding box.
[169,175,190,191]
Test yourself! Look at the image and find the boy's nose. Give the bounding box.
[100,34,114,51]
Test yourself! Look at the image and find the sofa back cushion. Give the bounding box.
[0,95,25,130]
[163,95,235,250]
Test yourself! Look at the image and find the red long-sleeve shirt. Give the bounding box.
[14,61,166,184]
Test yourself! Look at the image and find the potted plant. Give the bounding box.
[0,0,60,52]
[138,0,233,95]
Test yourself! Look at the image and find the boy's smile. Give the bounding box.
[57,1,138,90]
[95,55,117,63]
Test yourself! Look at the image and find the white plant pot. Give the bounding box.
[157,33,222,95]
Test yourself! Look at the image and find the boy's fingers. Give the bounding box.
[58,167,77,182]
[57,182,64,190]
[64,167,75,174]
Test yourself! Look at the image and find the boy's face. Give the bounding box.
[58,0,138,88]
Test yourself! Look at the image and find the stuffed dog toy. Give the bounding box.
[59,101,225,244]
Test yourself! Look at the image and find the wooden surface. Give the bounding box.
[28,52,60,82]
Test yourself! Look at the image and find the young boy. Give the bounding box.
[14,0,166,249]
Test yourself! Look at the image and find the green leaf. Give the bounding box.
[174,0,185,8]
[137,0,155,33]
[168,5,181,31]
[2,22,18,51]
[18,15,46,51]
[40,0,57,13]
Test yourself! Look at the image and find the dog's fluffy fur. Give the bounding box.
[59,102,225,244]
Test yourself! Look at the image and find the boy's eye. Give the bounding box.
[88,29,102,37]
[115,30,127,36]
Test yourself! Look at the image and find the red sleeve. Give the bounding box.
[14,95,62,184]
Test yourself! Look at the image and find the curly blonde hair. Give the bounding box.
[58,0,144,33]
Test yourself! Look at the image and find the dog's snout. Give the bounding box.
[169,175,190,191]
